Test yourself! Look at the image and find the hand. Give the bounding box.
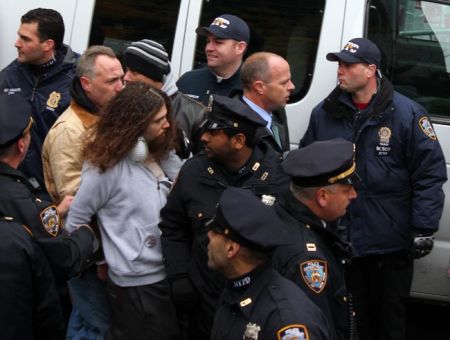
[56,195,74,217]
[412,232,434,259]
[97,263,108,281]
[169,275,199,310]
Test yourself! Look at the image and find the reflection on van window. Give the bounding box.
[89,0,181,61]
[368,0,450,119]
[195,0,325,103]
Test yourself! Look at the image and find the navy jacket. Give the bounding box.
[300,78,447,257]
[0,45,79,192]
[0,217,65,340]
[211,264,332,340]
[177,66,242,106]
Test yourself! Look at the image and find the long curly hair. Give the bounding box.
[83,82,175,171]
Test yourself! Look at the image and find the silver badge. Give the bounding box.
[261,194,276,206]
[243,322,261,340]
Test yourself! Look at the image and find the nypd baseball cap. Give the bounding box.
[326,38,381,68]
[196,14,250,43]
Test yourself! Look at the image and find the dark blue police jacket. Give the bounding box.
[300,78,447,257]
[0,45,79,191]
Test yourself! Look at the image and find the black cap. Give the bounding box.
[326,38,381,68]
[282,139,356,187]
[124,39,170,82]
[0,94,33,146]
[196,14,250,43]
[206,187,288,251]
[203,95,267,133]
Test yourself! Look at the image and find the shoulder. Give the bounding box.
[173,91,205,110]
[178,67,210,81]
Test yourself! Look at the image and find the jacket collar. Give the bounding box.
[323,77,394,119]
[70,100,100,129]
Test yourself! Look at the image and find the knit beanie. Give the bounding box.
[124,39,170,82]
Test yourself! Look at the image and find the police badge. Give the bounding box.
[243,322,261,340]
[46,91,61,110]
[40,205,60,237]
[300,260,327,293]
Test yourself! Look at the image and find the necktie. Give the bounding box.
[270,122,282,148]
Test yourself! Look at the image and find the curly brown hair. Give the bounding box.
[83,82,175,171]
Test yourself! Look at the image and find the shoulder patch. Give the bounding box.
[40,205,60,237]
[419,116,437,140]
[277,324,310,340]
[300,260,327,294]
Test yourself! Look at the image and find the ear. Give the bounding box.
[226,240,241,258]
[16,137,26,154]
[231,133,246,150]
[315,187,328,208]
[366,64,377,79]
[80,76,92,93]
[41,39,55,52]
[253,80,265,95]
[235,41,247,56]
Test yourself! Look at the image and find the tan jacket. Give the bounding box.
[42,101,99,203]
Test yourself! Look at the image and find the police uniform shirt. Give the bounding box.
[0,217,65,340]
[272,191,355,340]
[0,162,95,280]
[211,262,332,340]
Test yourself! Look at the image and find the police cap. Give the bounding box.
[282,139,356,187]
[206,187,288,251]
[203,95,267,134]
[0,94,33,146]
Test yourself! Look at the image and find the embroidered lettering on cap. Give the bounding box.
[344,42,359,53]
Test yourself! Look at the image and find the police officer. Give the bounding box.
[0,94,97,321]
[207,187,332,340]
[300,38,447,340]
[272,139,358,340]
[159,95,289,339]
[0,216,65,340]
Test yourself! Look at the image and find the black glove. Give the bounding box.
[412,230,434,259]
[169,275,199,310]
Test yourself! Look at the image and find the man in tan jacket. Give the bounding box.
[42,45,123,339]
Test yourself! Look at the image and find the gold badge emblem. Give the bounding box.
[378,127,392,144]
[243,322,261,340]
[46,91,61,109]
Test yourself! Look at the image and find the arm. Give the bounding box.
[407,111,447,233]
[43,126,84,202]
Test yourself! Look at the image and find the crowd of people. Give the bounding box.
[0,7,446,340]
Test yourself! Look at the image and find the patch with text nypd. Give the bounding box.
[300,260,327,293]
[419,116,437,140]
[40,205,60,237]
[277,324,309,340]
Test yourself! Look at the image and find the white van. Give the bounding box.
[2,0,449,302]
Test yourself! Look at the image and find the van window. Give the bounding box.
[194,0,326,102]
[89,0,181,60]
[367,0,450,120]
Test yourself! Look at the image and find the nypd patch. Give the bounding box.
[40,205,60,237]
[419,116,437,140]
[277,324,309,340]
[300,260,327,293]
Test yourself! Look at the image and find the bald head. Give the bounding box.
[241,52,295,111]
